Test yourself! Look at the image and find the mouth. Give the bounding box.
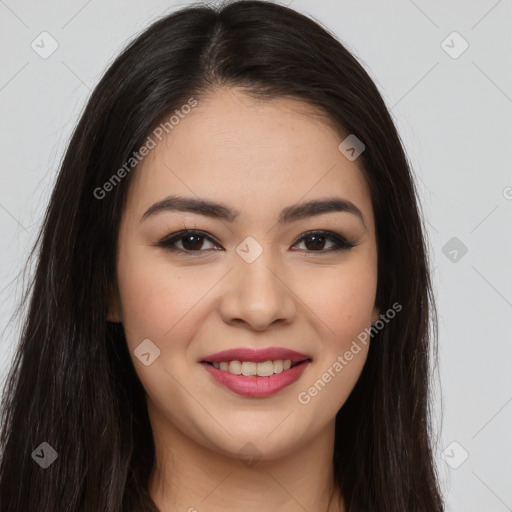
[201,358,311,377]
[199,356,312,398]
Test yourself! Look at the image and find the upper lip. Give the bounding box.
[201,347,312,364]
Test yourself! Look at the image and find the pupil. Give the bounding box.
[305,235,324,251]
[182,235,203,250]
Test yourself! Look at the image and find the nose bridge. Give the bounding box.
[219,236,296,330]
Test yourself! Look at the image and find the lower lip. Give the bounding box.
[201,360,311,397]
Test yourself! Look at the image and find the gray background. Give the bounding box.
[1,0,511,510]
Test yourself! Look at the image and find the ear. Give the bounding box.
[107,283,122,323]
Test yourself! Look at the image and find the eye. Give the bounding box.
[292,230,356,252]
[156,229,356,254]
[156,230,220,253]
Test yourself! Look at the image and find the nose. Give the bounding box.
[218,250,297,332]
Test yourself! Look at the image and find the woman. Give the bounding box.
[0,1,444,510]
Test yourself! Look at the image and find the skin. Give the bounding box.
[108,87,380,512]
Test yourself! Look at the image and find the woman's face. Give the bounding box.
[110,87,379,461]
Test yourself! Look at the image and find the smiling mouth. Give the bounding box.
[203,359,311,377]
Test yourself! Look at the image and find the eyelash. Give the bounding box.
[156,229,356,255]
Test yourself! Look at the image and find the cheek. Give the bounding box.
[115,255,206,409]
[294,260,376,409]
[115,248,195,346]
[301,260,377,341]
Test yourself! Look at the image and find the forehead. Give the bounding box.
[124,87,374,230]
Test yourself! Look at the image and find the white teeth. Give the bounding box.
[273,360,283,373]
[210,359,296,376]
[256,360,274,377]
[241,361,257,376]
[228,360,241,374]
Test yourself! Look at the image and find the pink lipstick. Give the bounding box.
[200,347,312,398]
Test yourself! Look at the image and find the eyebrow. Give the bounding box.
[140,194,366,228]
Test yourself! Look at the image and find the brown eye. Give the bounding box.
[296,233,333,251]
[157,230,219,253]
[157,229,356,255]
[292,231,356,252]
[178,233,209,251]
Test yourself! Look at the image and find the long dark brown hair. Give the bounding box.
[0,1,444,510]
